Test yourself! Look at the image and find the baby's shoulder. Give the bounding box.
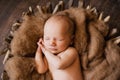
[67,47,77,51]
[65,47,78,54]
[59,47,78,58]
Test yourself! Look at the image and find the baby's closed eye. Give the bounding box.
[57,39,64,41]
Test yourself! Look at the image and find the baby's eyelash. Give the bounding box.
[58,39,64,41]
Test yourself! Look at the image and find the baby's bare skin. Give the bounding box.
[35,15,83,80]
[42,47,83,80]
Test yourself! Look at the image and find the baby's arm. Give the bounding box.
[41,44,78,69]
[35,39,48,73]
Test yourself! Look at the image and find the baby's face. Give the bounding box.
[43,18,72,54]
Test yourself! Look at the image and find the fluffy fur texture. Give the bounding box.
[4,56,52,80]
[10,13,50,56]
[4,7,120,80]
[5,56,40,80]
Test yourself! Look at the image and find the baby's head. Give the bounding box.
[43,14,75,54]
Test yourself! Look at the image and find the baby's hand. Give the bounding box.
[39,42,46,54]
[37,38,46,53]
[36,38,44,54]
[38,39,51,55]
[37,38,52,55]
[37,38,43,46]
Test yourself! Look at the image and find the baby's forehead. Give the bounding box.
[44,15,74,35]
[46,15,71,25]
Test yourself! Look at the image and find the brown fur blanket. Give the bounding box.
[3,3,120,80]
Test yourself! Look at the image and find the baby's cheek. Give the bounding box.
[58,43,66,48]
[43,42,48,47]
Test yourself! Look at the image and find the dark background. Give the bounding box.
[0,0,120,79]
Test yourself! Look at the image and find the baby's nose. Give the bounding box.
[50,39,56,46]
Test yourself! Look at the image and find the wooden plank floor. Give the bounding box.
[0,0,120,79]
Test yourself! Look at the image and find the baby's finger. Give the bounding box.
[40,44,46,53]
[37,41,40,46]
[37,46,41,52]
[40,38,44,43]
[38,38,42,43]
[37,38,43,45]
[36,44,42,53]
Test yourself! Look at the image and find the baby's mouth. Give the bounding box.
[47,47,59,54]
[48,47,57,51]
[45,46,57,52]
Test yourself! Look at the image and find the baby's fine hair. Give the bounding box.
[45,14,75,36]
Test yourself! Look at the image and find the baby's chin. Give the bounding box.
[45,46,62,54]
[49,50,59,55]
[46,48,60,55]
